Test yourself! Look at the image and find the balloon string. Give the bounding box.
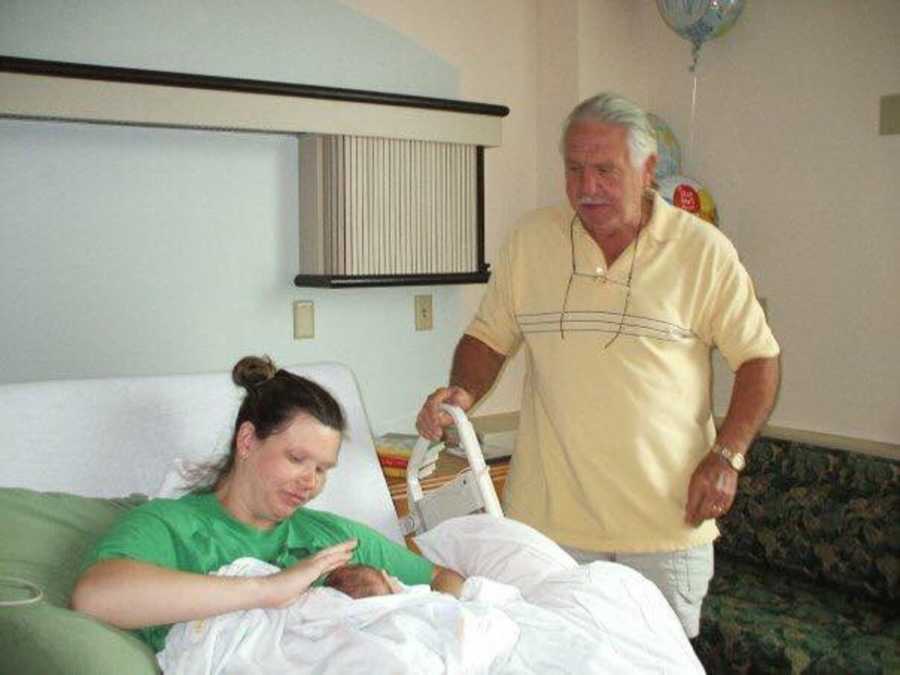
[690,41,701,73]
[687,66,698,173]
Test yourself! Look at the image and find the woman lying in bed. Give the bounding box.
[71,355,464,654]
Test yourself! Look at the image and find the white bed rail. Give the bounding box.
[401,404,503,536]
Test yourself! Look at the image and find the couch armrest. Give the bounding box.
[1,488,155,673]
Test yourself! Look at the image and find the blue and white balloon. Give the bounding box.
[656,0,745,69]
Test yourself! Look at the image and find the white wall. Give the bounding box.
[342,0,540,416]
[0,0,539,434]
[632,0,900,444]
[3,0,896,444]
[535,1,579,207]
[0,0,455,96]
[533,1,899,445]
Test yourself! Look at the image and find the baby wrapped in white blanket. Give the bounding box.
[159,557,522,675]
[158,555,703,675]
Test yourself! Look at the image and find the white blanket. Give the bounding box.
[158,558,703,675]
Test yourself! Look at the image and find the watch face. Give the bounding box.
[731,453,746,471]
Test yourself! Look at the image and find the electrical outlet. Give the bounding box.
[293,301,314,339]
[414,294,433,331]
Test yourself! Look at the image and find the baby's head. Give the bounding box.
[324,564,394,599]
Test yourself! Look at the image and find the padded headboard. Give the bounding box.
[0,362,403,543]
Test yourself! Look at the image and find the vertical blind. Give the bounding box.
[299,135,480,278]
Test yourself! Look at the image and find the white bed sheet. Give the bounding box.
[158,558,703,675]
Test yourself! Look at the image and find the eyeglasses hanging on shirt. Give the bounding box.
[559,213,641,348]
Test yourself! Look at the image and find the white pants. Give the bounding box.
[561,543,714,638]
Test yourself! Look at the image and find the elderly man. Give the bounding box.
[417,93,780,638]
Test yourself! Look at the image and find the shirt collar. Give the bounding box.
[642,191,683,243]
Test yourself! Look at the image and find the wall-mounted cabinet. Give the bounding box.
[0,56,508,288]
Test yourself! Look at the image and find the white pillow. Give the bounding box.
[157,458,193,498]
[157,455,225,498]
[413,514,577,592]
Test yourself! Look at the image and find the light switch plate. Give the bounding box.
[415,294,433,331]
[293,301,314,339]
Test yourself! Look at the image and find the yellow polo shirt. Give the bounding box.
[467,193,779,552]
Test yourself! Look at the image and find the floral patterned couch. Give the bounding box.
[694,438,899,674]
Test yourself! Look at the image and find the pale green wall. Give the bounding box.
[0,0,468,434]
[0,0,455,96]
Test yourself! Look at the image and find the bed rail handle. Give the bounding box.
[402,404,503,536]
[439,404,503,518]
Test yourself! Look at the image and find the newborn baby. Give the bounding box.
[324,563,399,599]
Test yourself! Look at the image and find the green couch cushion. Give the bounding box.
[0,488,159,675]
[697,556,900,675]
[0,488,147,607]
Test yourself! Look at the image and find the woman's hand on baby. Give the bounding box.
[262,540,357,608]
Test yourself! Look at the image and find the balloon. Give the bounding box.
[656,0,745,46]
[647,113,682,181]
[658,174,718,226]
[656,0,745,69]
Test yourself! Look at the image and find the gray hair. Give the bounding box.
[560,93,657,170]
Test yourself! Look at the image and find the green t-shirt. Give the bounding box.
[82,492,434,652]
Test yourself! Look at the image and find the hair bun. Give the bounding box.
[232,355,277,389]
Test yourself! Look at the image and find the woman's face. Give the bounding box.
[233,412,341,529]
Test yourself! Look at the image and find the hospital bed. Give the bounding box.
[0,362,702,674]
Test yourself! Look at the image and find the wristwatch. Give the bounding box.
[712,444,746,472]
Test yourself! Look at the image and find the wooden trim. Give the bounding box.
[294,271,490,288]
[0,56,509,117]
[0,56,507,146]
[755,424,899,460]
